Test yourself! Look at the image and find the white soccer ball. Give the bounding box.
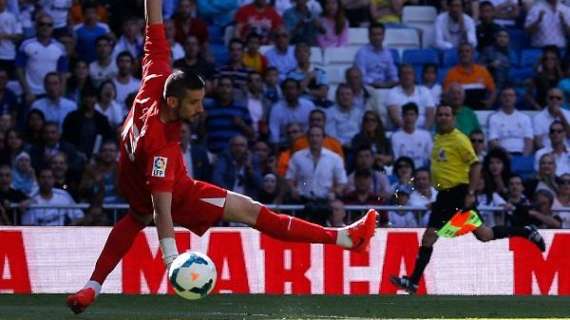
[168,251,217,300]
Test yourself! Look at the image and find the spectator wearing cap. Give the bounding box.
[325,84,363,147]
[488,86,534,156]
[265,27,297,80]
[534,121,570,176]
[0,0,22,77]
[388,184,418,228]
[23,167,83,226]
[31,72,77,129]
[525,0,570,49]
[434,0,477,50]
[354,23,398,89]
[391,156,415,191]
[235,0,283,45]
[533,88,570,149]
[269,78,315,144]
[386,64,435,130]
[73,2,111,63]
[16,14,68,104]
[390,103,433,169]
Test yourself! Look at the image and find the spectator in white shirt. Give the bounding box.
[533,88,570,149]
[475,175,507,227]
[31,72,76,128]
[95,80,126,128]
[0,0,21,76]
[265,27,297,80]
[22,167,83,226]
[388,184,419,228]
[408,168,437,226]
[269,78,315,144]
[325,84,363,146]
[386,64,435,130]
[245,71,271,137]
[488,86,534,155]
[286,125,347,201]
[434,0,477,49]
[391,102,433,168]
[89,35,118,88]
[524,0,570,49]
[111,17,143,60]
[16,14,68,104]
[112,51,140,110]
[535,120,570,176]
[354,23,399,89]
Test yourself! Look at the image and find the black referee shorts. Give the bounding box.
[428,184,483,229]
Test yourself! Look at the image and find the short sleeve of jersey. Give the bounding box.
[458,133,479,165]
[145,143,182,193]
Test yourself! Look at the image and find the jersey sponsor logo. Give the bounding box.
[438,148,447,161]
[152,156,168,177]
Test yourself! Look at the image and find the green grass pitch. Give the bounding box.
[1,294,569,319]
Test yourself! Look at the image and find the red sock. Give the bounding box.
[254,206,337,244]
[90,212,145,284]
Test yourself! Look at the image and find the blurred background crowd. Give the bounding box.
[0,0,568,229]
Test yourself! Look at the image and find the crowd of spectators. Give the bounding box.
[0,0,569,229]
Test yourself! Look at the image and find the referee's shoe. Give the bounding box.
[390,276,418,294]
[526,225,546,252]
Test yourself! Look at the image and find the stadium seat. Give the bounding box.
[209,43,229,66]
[348,28,369,46]
[519,49,542,68]
[402,6,438,24]
[402,49,439,66]
[441,49,458,67]
[506,28,530,53]
[323,47,360,65]
[475,110,494,134]
[310,47,323,66]
[383,28,420,49]
[511,155,536,179]
[508,67,534,85]
[437,67,449,83]
[390,49,400,65]
[208,25,224,44]
[322,65,350,85]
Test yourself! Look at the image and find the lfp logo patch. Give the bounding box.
[152,156,168,177]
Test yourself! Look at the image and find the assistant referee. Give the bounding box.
[391,104,546,294]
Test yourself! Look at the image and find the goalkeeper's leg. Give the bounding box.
[66,211,147,314]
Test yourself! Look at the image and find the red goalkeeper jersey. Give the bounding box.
[118,23,191,215]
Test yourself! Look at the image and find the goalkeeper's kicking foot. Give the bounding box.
[66,288,95,314]
[341,209,378,253]
[526,225,546,252]
[390,275,418,294]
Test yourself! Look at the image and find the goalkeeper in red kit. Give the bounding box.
[66,0,377,314]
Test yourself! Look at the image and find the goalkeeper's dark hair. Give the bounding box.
[163,70,205,100]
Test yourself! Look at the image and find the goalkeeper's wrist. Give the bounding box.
[159,237,178,266]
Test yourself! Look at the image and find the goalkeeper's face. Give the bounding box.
[178,88,205,122]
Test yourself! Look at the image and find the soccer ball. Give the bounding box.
[168,251,217,300]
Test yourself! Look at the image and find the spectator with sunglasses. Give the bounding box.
[469,129,487,159]
[534,121,570,176]
[533,88,570,149]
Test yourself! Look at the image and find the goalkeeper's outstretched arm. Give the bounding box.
[145,0,163,25]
